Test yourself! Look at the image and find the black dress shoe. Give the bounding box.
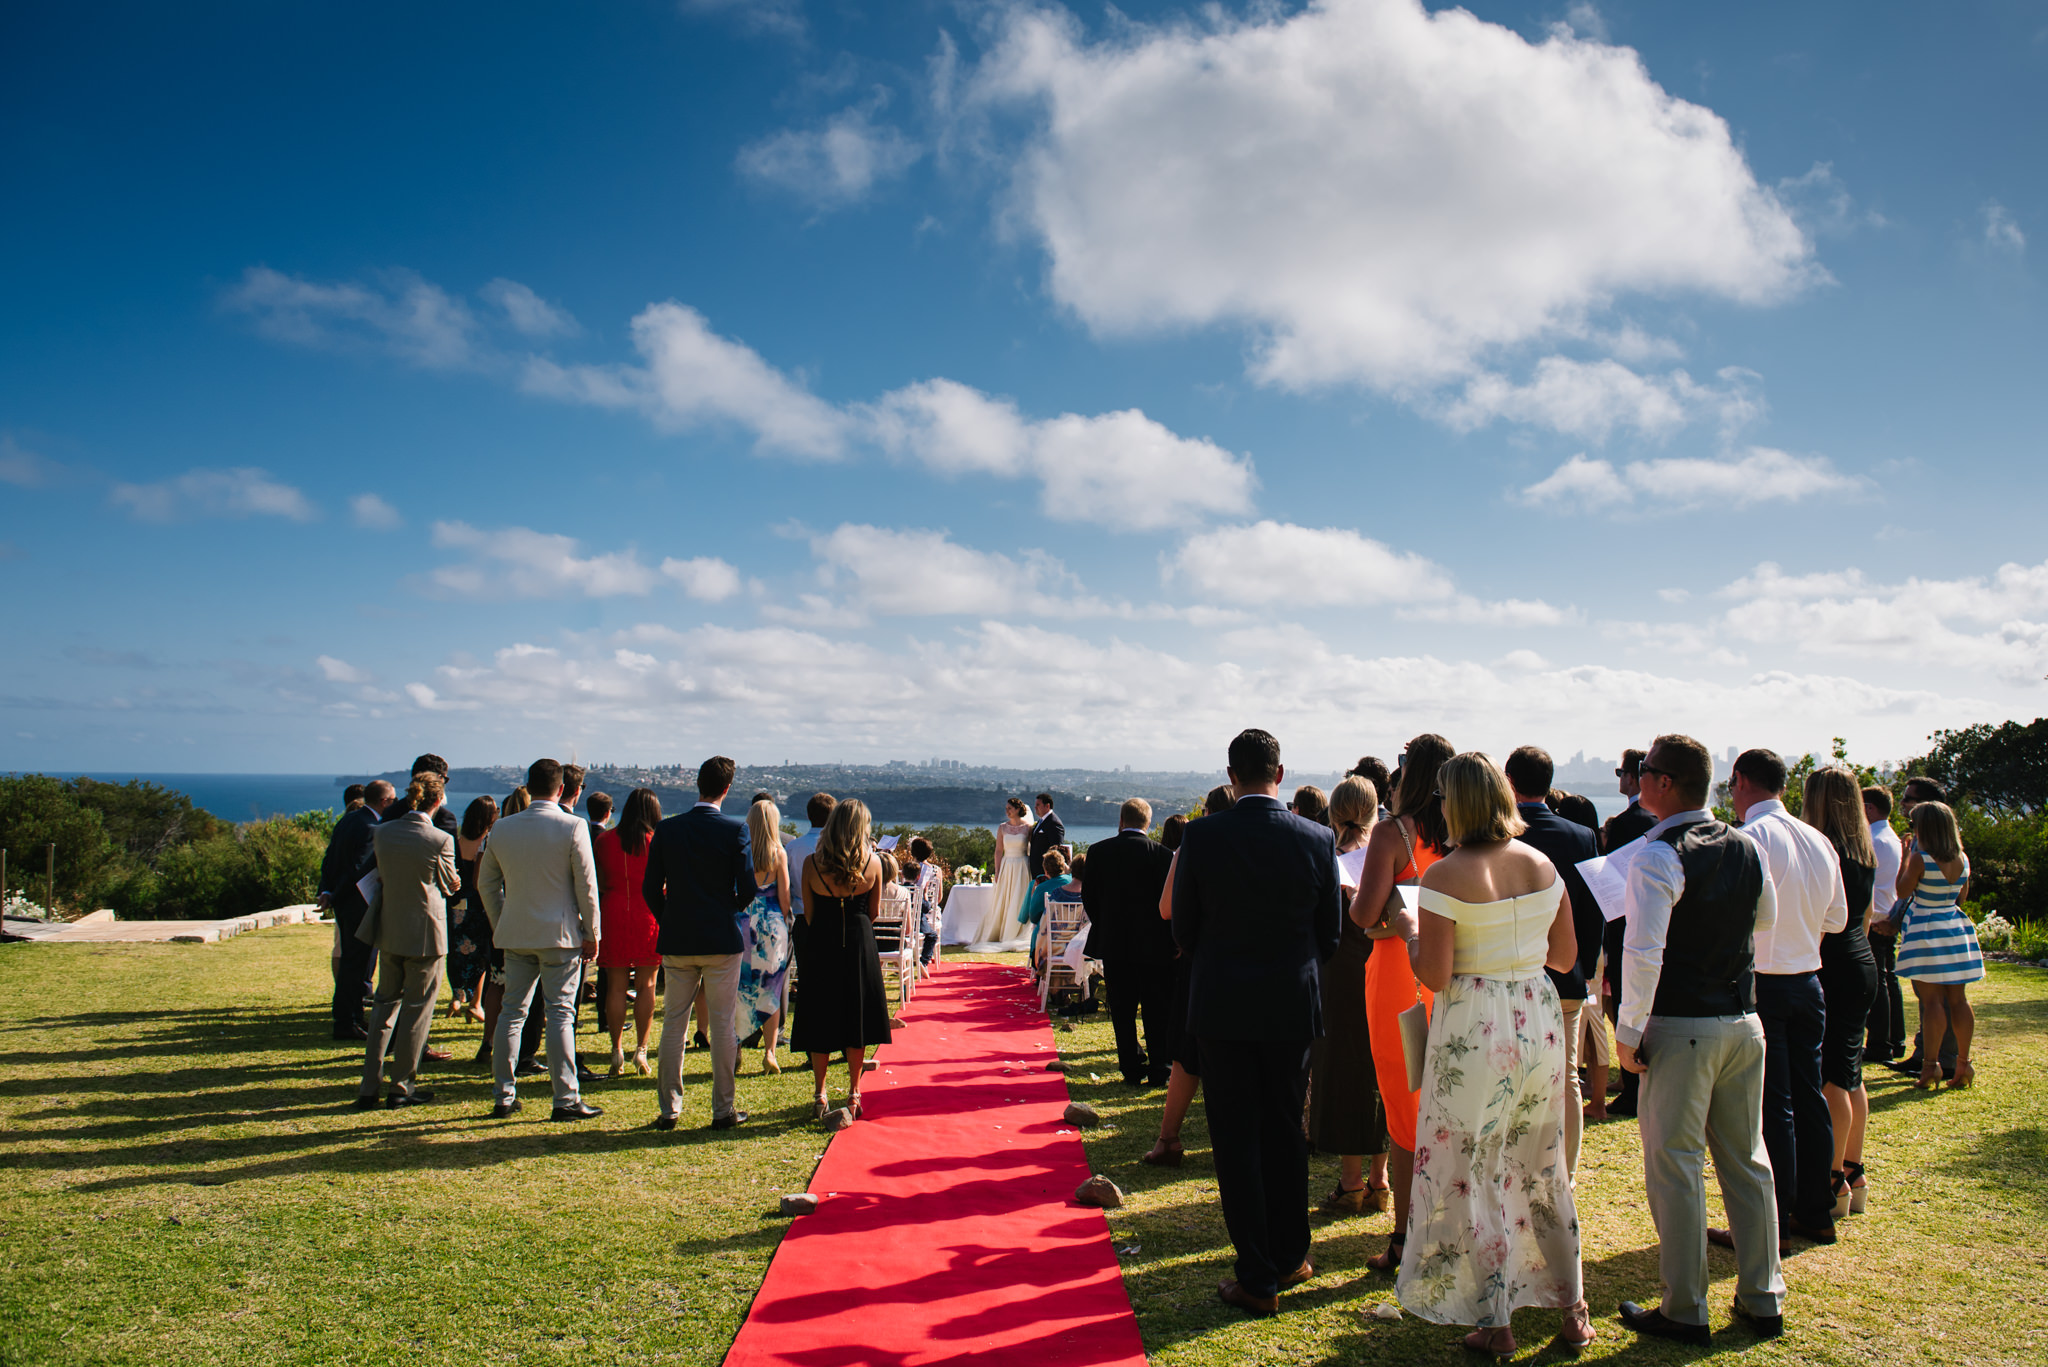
[709,1110,749,1130]
[1607,1097,1638,1117]
[352,1094,381,1110]
[334,1024,370,1041]
[1784,1214,1837,1245]
[693,1031,710,1050]
[387,1090,437,1108]
[575,1061,600,1082]
[1731,1297,1785,1339]
[513,1060,544,1078]
[650,1116,676,1131]
[473,1041,491,1064]
[1618,1301,1711,1346]
[551,1101,603,1122]
[489,1099,523,1119]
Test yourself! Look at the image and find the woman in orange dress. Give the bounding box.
[1352,732,1456,1275]
[595,787,663,1076]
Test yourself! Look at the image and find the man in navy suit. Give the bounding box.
[1506,745,1601,1176]
[1172,729,1343,1316]
[1081,798,1177,1085]
[318,779,393,1039]
[642,754,756,1132]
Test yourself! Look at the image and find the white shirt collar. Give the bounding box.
[1742,797,1788,825]
[1646,807,1714,839]
[694,799,720,811]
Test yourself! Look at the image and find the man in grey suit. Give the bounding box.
[355,774,460,1109]
[478,757,604,1122]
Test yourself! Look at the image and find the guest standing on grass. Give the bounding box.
[596,788,662,1078]
[643,756,755,1133]
[1142,788,1232,1169]
[1727,748,1846,1249]
[1351,732,1455,1277]
[1799,768,1881,1221]
[1391,753,1591,1356]
[1615,735,1784,1347]
[1863,786,1907,1064]
[737,798,793,1075]
[1172,730,1342,1317]
[1883,778,1961,1079]
[448,796,497,1039]
[1084,798,1177,1087]
[794,799,894,1120]
[1307,775,1390,1215]
[356,774,461,1111]
[1029,792,1066,879]
[478,758,603,1123]
[1893,800,1981,1091]
[319,778,392,1041]
[1599,750,1657,1120]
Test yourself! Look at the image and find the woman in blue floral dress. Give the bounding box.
[737,799,794,1074]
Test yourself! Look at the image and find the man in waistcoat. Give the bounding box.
[1614,734,1786,1345]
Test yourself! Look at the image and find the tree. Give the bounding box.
[1907,719,2048,815]
[0,775,117,911]
[68,777,228,861]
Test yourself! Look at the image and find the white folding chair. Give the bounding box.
[873,882,917,1007]
[1038,895,1088,1012]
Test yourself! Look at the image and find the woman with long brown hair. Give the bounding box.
[1894,800,1982,1089]
[1351,732,1456,1275]
[793,799,894,1118]
[1801,767,1881,1213]
[448,795,498,1027]
[596,787,663,1076]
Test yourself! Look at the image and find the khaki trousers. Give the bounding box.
[659,953,741,1123]
[360,951,444,1100]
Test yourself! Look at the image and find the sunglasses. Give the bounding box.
[1614,766,1638,777]
[1637,764,1673,781]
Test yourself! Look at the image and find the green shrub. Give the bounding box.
[2010,918,2048,961]
[143,816,326,920]
[0,775,118,911]
[1955,804,2048,921]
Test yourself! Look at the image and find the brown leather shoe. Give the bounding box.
[1280,1261,1315,1289]
[1707,1227,1735,1249]
[1217,1279,1279,1316]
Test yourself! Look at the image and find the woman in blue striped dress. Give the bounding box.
[1892,801,1980,1090]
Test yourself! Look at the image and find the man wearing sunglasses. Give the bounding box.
[1600,749,1656,1118]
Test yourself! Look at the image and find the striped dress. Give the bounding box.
[1895,851,1984,985]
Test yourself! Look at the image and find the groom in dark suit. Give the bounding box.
[1172,729,1343,1315]
[1028,792,1065,879]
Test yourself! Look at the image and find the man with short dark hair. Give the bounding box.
[643,755,755,1131]
[343,783,367,811]
[1172,728,1342,1316]
[1505,744,1600,1176]
[559,764,586,815]
[1083,798,1176,1087]
[1862,786,1906,1062]
[1600,747,1657,1118]
[1029,792,1066,880]
[1616,735,1784,1345]
[320,779,394,1039]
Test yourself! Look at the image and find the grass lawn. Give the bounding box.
[3,930,2044,1366]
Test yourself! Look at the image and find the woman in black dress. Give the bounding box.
[447,796,498,1046]
[1308,775,1390,1213]
[1804,766,1881,1215]
[794,798,893,1119]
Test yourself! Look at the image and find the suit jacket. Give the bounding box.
[1515,802,1599,1000]
[1028,810,1066,878]
[1171,794,1343,1042]
[1081,828,1176,961]
[1600,799,1656,855]
[476,799,601,951]
[367,811,460,957]
[319,805,381,912]
[641,803,755,957]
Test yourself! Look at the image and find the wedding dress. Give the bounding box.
[969,824,1034,951]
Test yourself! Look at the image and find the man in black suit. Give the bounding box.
[1028,792,1065,879]
[318,779,393,1039]
[1082,799,1177,1086]
[643,755,757,1131]
[1172,729,1343,1316]
[1600,748,1657,1118]
[1506,745,1600,1176]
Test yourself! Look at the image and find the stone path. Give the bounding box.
[1,905,323,944]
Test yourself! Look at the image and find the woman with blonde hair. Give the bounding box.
[1308,775,1390,1214]
[596,787,663,1076]
[1389,752,1589,1355]
[1894,800,1981,1089]
[737,799,794,1074]
[1802,766,1881,1212]
[794,798,894,1117]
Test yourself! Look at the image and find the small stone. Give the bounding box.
[1367,1302,1402,1321]
[822,1108,855,1131]
[889,1017,907,1029]
[780,1192,820,1216]
[1045,1060,1067,1073]
[862,1059,878,1072]
[1074,1175,1124,1208]
[1063,1101,1100,1127]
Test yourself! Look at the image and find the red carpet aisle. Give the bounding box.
[723,962,1149,1367]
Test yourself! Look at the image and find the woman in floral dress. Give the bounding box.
[1387,752,1592,1357]
[736,798,794,1074]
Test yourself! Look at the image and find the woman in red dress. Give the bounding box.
[596,787,663,1076]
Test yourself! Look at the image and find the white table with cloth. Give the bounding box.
[939,885,997,945]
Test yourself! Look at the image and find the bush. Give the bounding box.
[1955,804,2048,921]
[0,775,118,911]
[144,816,327,920]
[2011,918,2048,961]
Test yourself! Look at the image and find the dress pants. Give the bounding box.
[1639,1013,1784,1326]
[1559,997,1584,1178]
[332,902,375,1031]
[1755,971,1834,1227]
[659,953,741,1123]
[1199,1035,1313,1298]
[359,951,443,1099]
[519,960,585,1067]
[1864,927,1904,1059]
[1102,953,1175,1084]
[496,948,583,1109]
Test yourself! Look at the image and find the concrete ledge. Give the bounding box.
[3,905,324,945]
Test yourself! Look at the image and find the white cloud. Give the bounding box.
[966,0,1813,392]
[1166,521,1454,606]
[1521,446,1860,513]
[111,467,317,523]
[0,436,60,487]
[481,278,579,337]
[678,0,803,38]
[429,521,659,598]
[1444,358,1760,442]
[350,493,403,529]
[738,97,922,208]
[1775,162,1886,237]
[1984,201,2027,255]
[661,555,745,602]
[1401,596,1580,628]
[316,655,372,684]
[809,523,1119,618]
[221,266,481,369]
[866,378,1030,475]
[523,302,851,459]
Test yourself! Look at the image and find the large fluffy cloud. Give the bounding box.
[967,0,1813,391]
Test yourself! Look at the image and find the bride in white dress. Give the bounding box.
[968,798,1036,951]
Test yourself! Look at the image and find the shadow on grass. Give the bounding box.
[1936,1123,2048,1212]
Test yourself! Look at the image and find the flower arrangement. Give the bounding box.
[954,866,985,885]
[1977,911,2015,951]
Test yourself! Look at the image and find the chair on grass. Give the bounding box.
[873,880,917,1008]
[1038,894,1089,1012]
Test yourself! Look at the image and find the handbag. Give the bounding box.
[1398,994,1430,1093]
[1370,818,1418,929]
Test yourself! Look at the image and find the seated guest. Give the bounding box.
[596,788,663,1077]
[908,837,944,971]
[1391,752,1589,1354]
[356,773,461,1110]
[1018,848,1073,967]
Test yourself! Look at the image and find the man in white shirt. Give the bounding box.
[1862,786,1906,1062]
[1614,734,1784,1345]
[1727,748,1847,1248]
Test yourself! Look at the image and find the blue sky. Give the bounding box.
[3,0,2044,775]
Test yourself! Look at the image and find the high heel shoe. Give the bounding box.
[1462,1327,1515,1359]
[633,1048,650,1076]
[848,1092,864,1119]
[609,1044,625,1078]
[762,1053,781,1075]
[1557,1301,1596,1351]
[1914,1064,1943,1090]
[1842,1159,1867,1214]
[1366,1231,1405,1273]
[1950,1061,1975,1090]
[812,1094,829,1120]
